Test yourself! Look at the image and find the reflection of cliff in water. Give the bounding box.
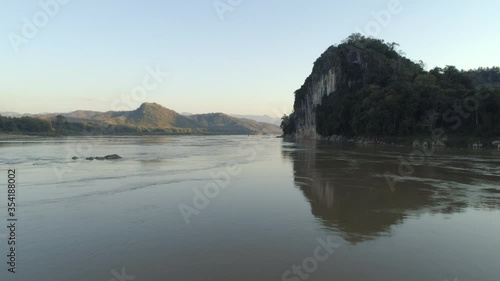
[282,141,500,244]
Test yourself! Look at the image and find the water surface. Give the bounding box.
[0,136,499,281]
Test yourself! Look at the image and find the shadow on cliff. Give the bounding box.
[281,141,500,244]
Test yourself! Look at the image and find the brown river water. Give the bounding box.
[0,136,499,281]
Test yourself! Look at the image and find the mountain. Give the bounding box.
[0,112,24,118]
[188,113,280,134]
[37,110,102,122]
[183,112,281,127]
[230,114,281,126]
[38,103,281,135]
[283,34,500,140]
[90,103,198,129]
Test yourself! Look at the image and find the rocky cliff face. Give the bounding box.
[287,35,396,139]
[292,57,341,139]
[286,34,500,141]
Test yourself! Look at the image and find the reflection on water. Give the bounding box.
[283,141,500,244]
[0,136,499,281]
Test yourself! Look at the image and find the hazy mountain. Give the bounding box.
[188,113,280,134]
[37,110,102,122]
[0,112,24,117]
[38,103,281,135]
[229,114,281,125]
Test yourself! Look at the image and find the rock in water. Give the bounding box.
[104,154,122,160]
[79,155,121,161]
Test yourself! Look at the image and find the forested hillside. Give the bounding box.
[282,34,500,139]
[0,103,281,136]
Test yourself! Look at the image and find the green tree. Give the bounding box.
[54,115,67,133]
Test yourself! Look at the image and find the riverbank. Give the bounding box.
[0,133,52,140]
[283,134,500,149]
[0,131,279,140]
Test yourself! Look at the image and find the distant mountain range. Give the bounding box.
[0,112,26,118]
[230,114,281,126]
[31,103,281,135]
[181,112,281,125]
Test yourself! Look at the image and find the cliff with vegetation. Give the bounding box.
[281,34,500,143]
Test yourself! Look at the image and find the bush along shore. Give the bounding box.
[302,134,500,149]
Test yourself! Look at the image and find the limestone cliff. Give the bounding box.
[283,34,424,140]
[289,45,344,139]
[284,35,500,141]
[293,67,339,139]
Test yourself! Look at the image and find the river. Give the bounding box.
[0,136,499,281]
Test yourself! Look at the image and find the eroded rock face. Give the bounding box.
[293,68,339,139]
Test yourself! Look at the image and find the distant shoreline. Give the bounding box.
[0,133,42,140]
[3,133,498,150]
[0,132,279,140]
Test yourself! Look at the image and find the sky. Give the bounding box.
[1,0,499,116]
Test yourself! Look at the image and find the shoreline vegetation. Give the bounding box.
[0,131,277,139]
[280,134,500,149]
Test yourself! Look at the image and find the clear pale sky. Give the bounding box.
[1,0,499,115]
